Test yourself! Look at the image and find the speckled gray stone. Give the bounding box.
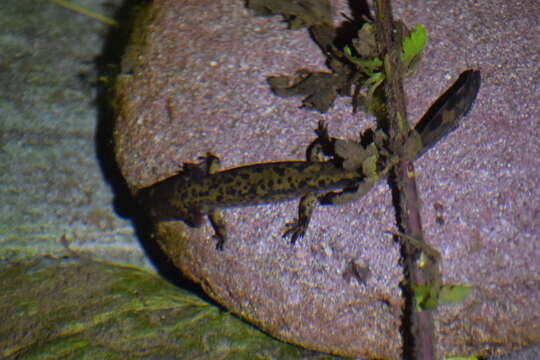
[114,0,540,358]
[0,0,147,267]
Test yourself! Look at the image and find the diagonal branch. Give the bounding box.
[373,1,439,359]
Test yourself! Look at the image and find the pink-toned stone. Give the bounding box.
[114,0,540,358]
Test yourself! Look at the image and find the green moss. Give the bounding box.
[0,259,342,359]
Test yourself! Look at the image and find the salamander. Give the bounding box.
[136,70,480,250]
[136,122,388,250]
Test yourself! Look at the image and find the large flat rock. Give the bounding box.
[114,0,540,358]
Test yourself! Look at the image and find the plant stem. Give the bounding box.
[373,1,440,359]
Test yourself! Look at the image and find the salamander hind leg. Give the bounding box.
[208,209,227,251]
[282,192,317,244]
[199,153,228,250]
[181,152,220,178]
[199,152,220,174]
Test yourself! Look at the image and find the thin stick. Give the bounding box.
[48,0,119,27]
[373,0,440,358]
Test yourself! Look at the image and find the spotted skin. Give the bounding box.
[414,69,481,157]
[137,151,365,249]
[137,70,480,250]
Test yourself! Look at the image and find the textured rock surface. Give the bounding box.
[0,0,147,267]
[114,0,540,358]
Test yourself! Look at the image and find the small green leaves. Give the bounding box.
[413,284,438,310]
[362,153,379,177]
[341,22,427,116]
[400,24,426,64]
[334,139,367,170]
[439,284,471,304]
[413,283,471,311]
[343,46,382,76]
[334,139,378,173]
[399,24,426,76]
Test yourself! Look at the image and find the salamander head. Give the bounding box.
[136,185,203,228]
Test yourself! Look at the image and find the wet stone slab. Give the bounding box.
[113,0,540,358]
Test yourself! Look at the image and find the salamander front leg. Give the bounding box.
[282,192,317,244]
[281,122,334,244]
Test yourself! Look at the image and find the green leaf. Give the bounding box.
[412,284,439,311]
[362,153,379,177]
[365,71,385,98]
[346,55,383,76]
[400,24,426,64]
[439,285,471,304]
[412,283,471,311]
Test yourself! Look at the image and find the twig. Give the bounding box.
[373,1,440,359]
[48,0,119,27]
[384,230,441,261]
